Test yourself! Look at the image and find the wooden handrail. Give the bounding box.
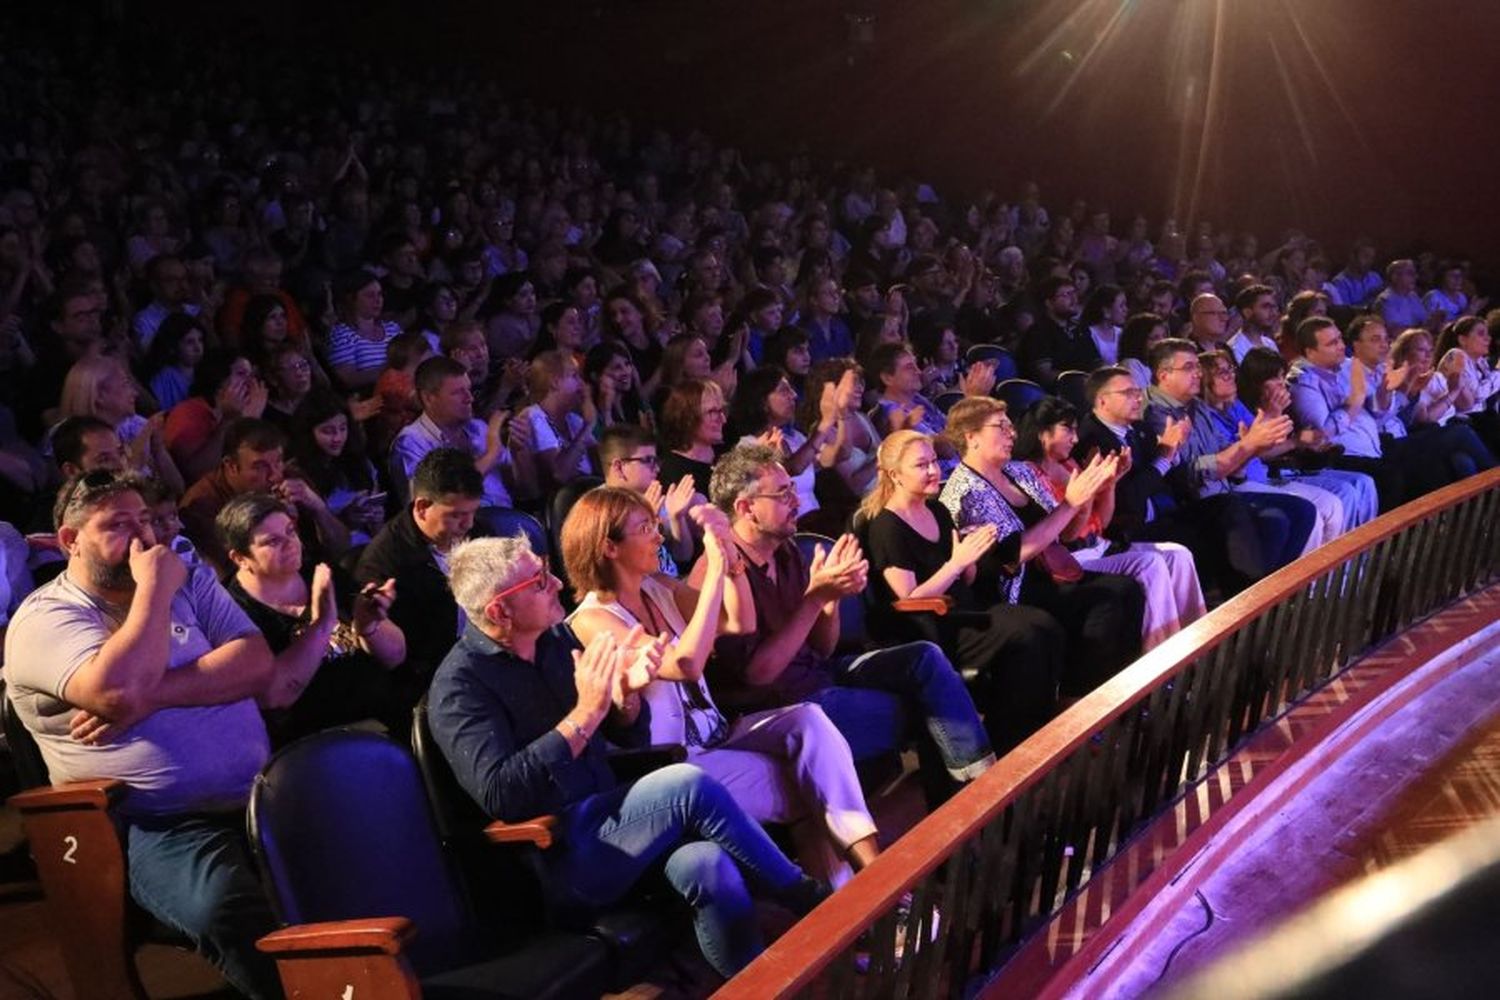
[718,467,1500,998]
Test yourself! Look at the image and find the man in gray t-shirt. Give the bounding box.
[3,472,281,998]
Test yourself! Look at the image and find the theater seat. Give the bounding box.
[966,344,1019,381]
[411,692,684,990]
[993,377,1047,417]
[546,475,603,579]
[475,507,549,558]
[249,729,610,1000]
[3,678,200,1000]
[1055,369,1090,412]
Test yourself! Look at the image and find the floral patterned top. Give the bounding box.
[938,460,1051,604]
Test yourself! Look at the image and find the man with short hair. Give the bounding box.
[1185,293,1232,352]
[1374,259,1433,332]
[868,342,995,471]
[1287,316,1432,511]
[52,415,127,479]
[132,254,199,353]
[1017,274,1100,388]
[707,444,996,805]
[390,355,518,507]
[1227,285,1281,361]
[1144,339,1316,579]
[1325,239,1383,309]
[428,535,827,979]
[179,418,349,573]
[356,448,488,691]
[1078,366,1271,597]
[4,473,281,998]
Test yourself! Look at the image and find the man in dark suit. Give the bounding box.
[1074,366,1274,599]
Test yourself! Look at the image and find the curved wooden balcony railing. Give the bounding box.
[717,467,1500,999]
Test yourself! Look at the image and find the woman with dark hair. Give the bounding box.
[1081,284,1129,364]
[164,351,266,482]
[144,311,207,412]
[763,326,812,397]
[594,207,647,269]
[799,357,880,500]
[288,390,385,543]
[411,282,459,353]
[1118,312,1169,388]
[1013,396,1204,649]
[1435,316,1500,449]
[327,269,401,390]
[584,342,650,433]
[529,300,588,362]
[484,272,541,359]
[603,285,666,393]
[658,378,726,497]
[217,492,404,747]
[730,365,839,527]
[909,316,961,396]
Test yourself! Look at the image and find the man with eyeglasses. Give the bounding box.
[1142,341,1318,593]
[429,535,829,979]
[4,471,282,997]
[1185,293,1233,353]
[1017,274,1100,390]
[704,444,996,807]
[599,424,700,574]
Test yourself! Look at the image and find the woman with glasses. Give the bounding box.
[659,378,727,498]
[563,486,882,883]
[940,396,1146,698]
[861,429,1066,751]
[262,341,316,430]
[1201,348,1376,547]
[217,492,405,747]
[1013,397,1206,649]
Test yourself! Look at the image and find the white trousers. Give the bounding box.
[1075,540,1207,650]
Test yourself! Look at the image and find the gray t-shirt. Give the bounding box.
[3,563,270,817]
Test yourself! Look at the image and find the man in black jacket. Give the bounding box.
[356,447,487,705]
[1074,366,1272,600]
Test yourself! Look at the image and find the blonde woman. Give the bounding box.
[859,429,1064,751]
[563,486,880,883]
[58,354,184,495]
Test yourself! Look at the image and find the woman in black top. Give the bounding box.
[218,492,406,747]
[657,378,725,498]
[859,428,1065,752]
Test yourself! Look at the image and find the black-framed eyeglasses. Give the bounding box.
[749,485,797,504]
[618,454,660,469]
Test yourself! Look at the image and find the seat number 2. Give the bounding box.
[62,835,78,865]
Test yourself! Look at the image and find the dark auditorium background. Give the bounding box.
[179,0,1500,278]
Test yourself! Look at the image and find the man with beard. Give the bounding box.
[3,471,282,998]
[705,444,996,806]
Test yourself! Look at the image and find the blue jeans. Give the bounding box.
[810,641,995,782]
[126,813,282,1000]
[549,763,814,979]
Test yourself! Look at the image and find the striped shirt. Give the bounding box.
[327,321,401,378]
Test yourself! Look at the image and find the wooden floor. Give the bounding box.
[1048,590,1500,1000]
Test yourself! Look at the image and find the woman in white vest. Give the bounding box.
[562,486,879,883]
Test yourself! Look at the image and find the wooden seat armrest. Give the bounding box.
[8,778,128,813]
[893,596,956,616]
[258,917,416,957]
[483,814,559,849]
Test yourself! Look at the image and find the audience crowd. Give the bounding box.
[2,13,1498,996]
